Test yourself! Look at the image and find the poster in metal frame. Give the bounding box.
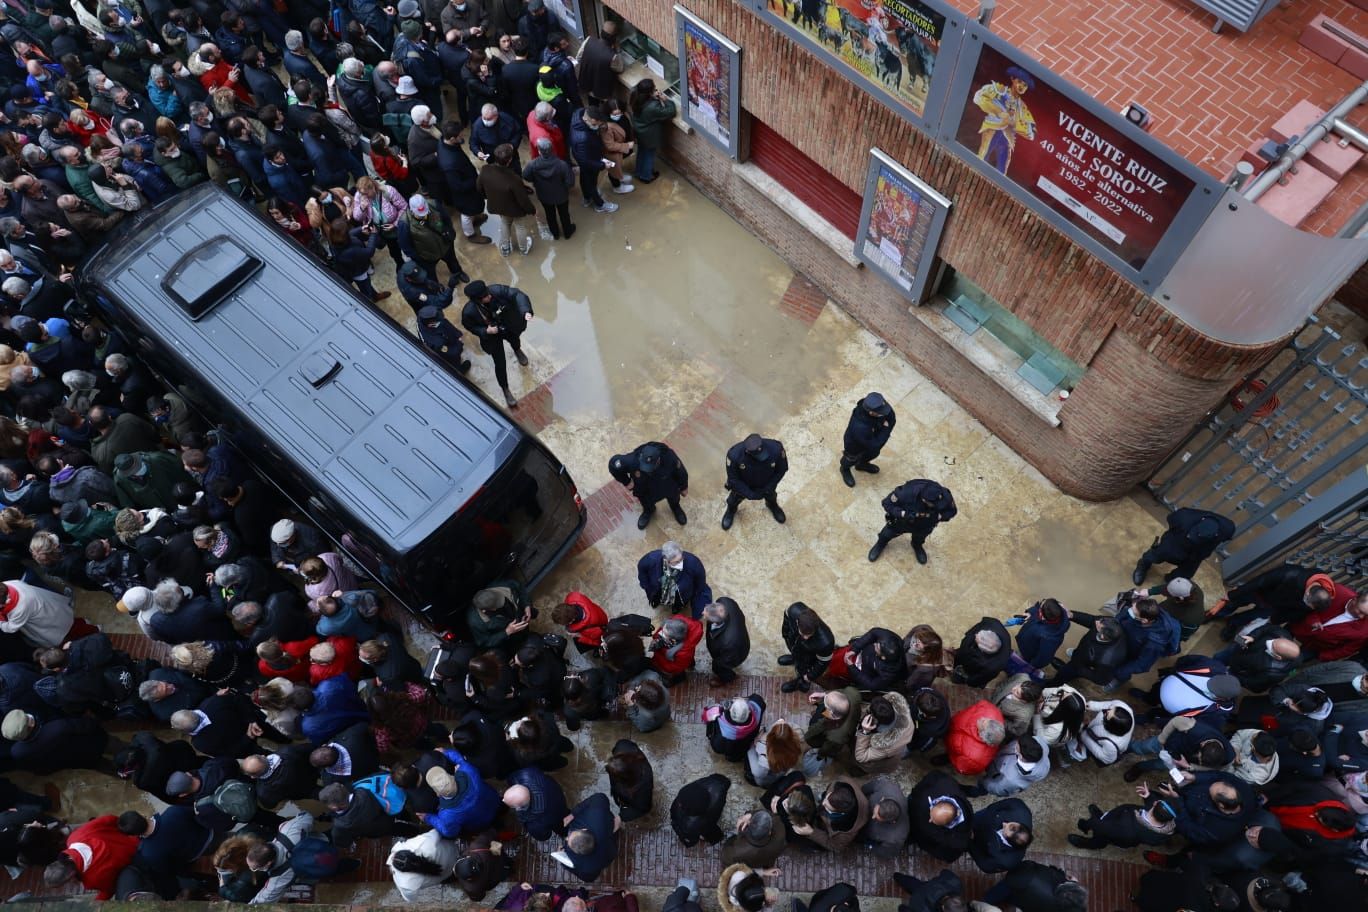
[547,0,583,39]
[750,0,966,135]
[939,24,1220,290]
[854,148,953,304]
[674,6,742,157]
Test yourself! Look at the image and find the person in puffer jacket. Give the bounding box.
[944,699,1006,776]
[421,748,499,838]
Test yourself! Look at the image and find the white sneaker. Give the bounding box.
[595,201,619,213]
[612,183,635,194]
[519,236,533,255]
[499,243,512,257]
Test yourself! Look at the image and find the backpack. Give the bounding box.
[198,779,258,823]
[354,773,406,815]
[285,835,344,880]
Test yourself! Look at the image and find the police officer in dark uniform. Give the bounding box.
[840,393,896,488]
[721,433,788,530]
[461,280,534,408]
[416,305,471,374]
[609,442,689,530]
[1132,507,1235,586]
[869,479,957,564]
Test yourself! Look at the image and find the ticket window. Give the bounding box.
[606,7,681,98]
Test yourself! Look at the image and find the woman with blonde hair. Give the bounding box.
[213,832,266,902]
[170,640,244,687]
[0,346,32,393]
[349,175,408,268]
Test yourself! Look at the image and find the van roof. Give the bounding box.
[82,185,516,552]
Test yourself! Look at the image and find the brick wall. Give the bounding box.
[612,0,1294,497]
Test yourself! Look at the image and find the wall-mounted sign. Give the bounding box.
[675,6,742,157]
[943,28,1219,287]
[754,0,964,132]
[855,148,952,303]
[546,0,583,39]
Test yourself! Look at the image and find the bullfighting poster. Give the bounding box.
[855,149,952,304]
[949,41,1200,274]
[674,6,742,158]
[760,0,952,126]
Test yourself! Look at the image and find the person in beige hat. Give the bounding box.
[1,708,32,741]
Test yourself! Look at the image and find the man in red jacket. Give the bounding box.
[650,615,703,684]
[551,592,608,653]
[44,814,139,899]
[1291,589,1368,661]
[943,700,1007,776]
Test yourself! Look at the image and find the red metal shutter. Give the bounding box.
[748,119,862,240]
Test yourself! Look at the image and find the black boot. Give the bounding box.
[671,502,688,525]
[855,462,879,473]
[1132,560,1150,587]
[767,500,786,524]
[913,543,928,565]
[721,504,737,531]
[637,506,655,530]
[840,465,855,488]
[776,654,794,666]
[868,539,887,562]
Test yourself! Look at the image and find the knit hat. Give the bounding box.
[727,698,752,724]
[425,765,465,798]
[408,194,430,217]
[166,771,196,796]
[270,519,295,545]
[399,19,421,39]
[1166,578,1193,599]
[0,709,30,740]
[117,585,152,615]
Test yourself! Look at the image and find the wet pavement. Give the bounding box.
[6,160,1224,907]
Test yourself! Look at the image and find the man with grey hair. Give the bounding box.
[703,598,749,686]
[951,617,1012,688]
[649,613,703,685]
[470,102,520,164]
[141,578,236,644]
[336,57,380,130]
[805,686,861,767]
[57,193,124,242]
[522,135,575,240]
[282,29,327,91]
[636,540,711,617]
[720,808,786,867]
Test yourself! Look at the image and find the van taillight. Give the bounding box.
[571,485,583,510]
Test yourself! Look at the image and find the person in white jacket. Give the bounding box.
[387,828,461,901]
[1075,700,1134,765]
[0,580,75,647]
[1228,728,1280,787]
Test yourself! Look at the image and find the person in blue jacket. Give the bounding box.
[300,673,368,745]
[503,765,569,841]
[840,392,896,488]
[556,792,618,882]
[263,145,309,207]
[637,541,711,618]
[1109,598,1182,689]
[1008,598,1070,674]
[421,748,499,838]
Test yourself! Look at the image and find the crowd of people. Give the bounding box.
[0,0,1358,909]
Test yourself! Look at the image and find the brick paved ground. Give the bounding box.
[949,0,1368,234]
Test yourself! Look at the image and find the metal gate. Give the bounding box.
[1146,320,1368,581]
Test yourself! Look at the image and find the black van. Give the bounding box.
[77,185,585,633]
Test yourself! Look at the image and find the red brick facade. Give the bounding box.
[608,0,1294,499]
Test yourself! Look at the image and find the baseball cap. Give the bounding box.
[426,765,466,798]
[861,392,891,416]
[269,519,295,545]
[1,709,30,740]
[408,195,430,217]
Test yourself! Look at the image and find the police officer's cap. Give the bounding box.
[417,305,442,323]
[1190,516,1223,543]
[637,444,662,473]
[399,260,425,281]
[743,433,764,454]
[861,392,891,416]
[464,280,489,300]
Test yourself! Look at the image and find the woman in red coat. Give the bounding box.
[945,700,1007,776]
[552,591,609,653]
[256,636,319,683]
[49,815,139,900]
